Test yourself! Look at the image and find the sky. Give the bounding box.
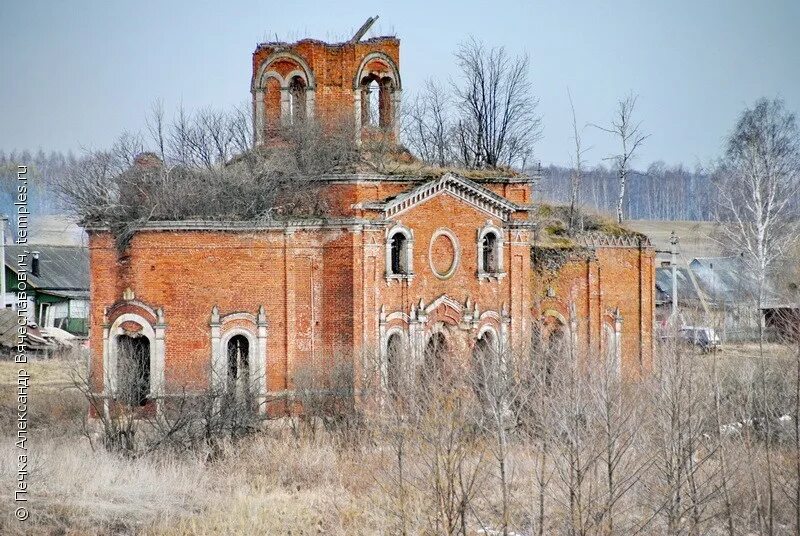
[2,0,799,168]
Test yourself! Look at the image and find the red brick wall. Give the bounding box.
[253,38,400,135]
[533,246,655,376]
[89,198,654,404]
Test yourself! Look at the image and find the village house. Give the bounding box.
[87,30,656,414]
[3,245,90,337]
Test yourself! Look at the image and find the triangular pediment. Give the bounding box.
[366,173,521,221]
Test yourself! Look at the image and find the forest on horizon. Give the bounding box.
[0,149,716,223]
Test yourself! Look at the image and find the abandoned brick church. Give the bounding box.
[88,30,656,413]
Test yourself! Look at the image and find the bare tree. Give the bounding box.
[454,37,542,169]
[56,102,359,250]
[567,88,588,234]
[145,99,167,161]
[645,335,717,535]
[403,80,453,168]
[590,355,645,534]
[593,94,649,223]
[715,98,800,311]
[470,341,535,535]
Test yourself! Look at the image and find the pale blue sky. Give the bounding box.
[1,0,798,167]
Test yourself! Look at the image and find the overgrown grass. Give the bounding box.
[3,345,799,535]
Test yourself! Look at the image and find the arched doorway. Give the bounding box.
[117,334,150,406]
[472,329,500,398]
[422,331,449,385]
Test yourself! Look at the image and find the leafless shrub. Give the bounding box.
[293,356,362,443]
[56,103,359,250]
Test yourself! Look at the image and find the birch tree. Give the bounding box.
[567,88,588,234]
[715,98,800,308]
[594,94,648,223]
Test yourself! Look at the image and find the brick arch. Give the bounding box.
[426,301,462,327]
[353,51,401,91]
[210,307,267,410]
[103,301,165,402]
[253,51,316,90]
[106,299,157,327]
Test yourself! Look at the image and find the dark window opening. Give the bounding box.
[472,331,498,398]
[227,335,250,391]
[544,326,565,384]
[386,333,403,394]
[424,332,447,376]
[390,233,408,275]
[482,232,499,273]
[117,335,150,406]
[288,76,307,124]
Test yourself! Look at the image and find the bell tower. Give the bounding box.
[251,17,402,145]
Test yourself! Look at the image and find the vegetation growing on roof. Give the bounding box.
[534,202,646,243]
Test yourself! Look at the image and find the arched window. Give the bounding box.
[360,75,395,130]
[482,232,499,273]
[478,225,504,277]
[227,334,250,392]
[117,334,150,406]
[288,75,307,124]
[390,232,409,276]
[386,332,403,394]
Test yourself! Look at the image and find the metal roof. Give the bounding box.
[4,245,89,291]
[655,266,702,304]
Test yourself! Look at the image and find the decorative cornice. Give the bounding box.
[576,232,653,249]
[84,218,385,233]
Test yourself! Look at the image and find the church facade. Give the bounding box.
[88,33,655,413]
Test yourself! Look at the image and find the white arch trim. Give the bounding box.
[210,310,268,409]
[253,51,316,90]
[386,223,414,281]
[477,221,506,277]
[477,324,501,352]
[381,327,408,390]
[353,51,402,90]
[103,312,164,399]
[218,328,260,389]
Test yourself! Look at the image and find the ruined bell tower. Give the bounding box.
[250,16,402,145]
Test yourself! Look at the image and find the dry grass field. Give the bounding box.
[2,342,799,535]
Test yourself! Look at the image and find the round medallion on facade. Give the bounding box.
[429,228,460,280]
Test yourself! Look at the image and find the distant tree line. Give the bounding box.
[535,162,717,221]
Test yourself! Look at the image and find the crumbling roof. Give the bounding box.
[0,309,53,351]
[4,245,89,291]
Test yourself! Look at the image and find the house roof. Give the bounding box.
[360,173,525,221]
[689,256,756,302]
[655,266,702,304]
[4,245,89,291]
